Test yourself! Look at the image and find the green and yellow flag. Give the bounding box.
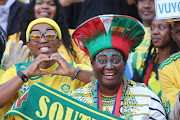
[3,82,124,120]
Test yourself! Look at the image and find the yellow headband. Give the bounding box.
[166,18,180,24]
[26,18,62,42]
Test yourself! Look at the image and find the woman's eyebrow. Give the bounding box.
[46,29,55,31]
[30,29,40,31]
[175,29,180,32]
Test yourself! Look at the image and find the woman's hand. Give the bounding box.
[48,53,93,83]
[48,53,76,77]
[22,53,76,78]
[22,54,51,78]
[2,40,30,69]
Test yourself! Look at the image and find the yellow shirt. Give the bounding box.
[0,66,9,119]
[0,66,6,78]
[129,27,162,99]
[0,61,92,119]
[130,27,151,71]
[159,52,180,115]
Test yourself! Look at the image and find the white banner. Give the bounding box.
[155,0,180,19]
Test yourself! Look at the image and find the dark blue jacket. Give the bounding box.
[7,1,25,38]
[63,0,140,29]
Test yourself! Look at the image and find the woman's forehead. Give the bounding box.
[31,23,54,31]
[99,48,122,54]
[95,48,123,58]
[152,18,167,25]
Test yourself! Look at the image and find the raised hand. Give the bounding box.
[2,40,30,69]
[23,53,77,78]
[48,53,76,77]
[22,54,53,78]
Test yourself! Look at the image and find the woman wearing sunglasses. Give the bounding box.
[2,0,91,69]
[0,18,93,119]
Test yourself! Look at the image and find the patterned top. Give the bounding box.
[69,79,166,120]
[159,52,180,115]
[101,94,116,114]
[133,56,162,99]
[130,27,151,72]
[128,27,162,99]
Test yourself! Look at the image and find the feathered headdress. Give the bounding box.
[72,14,145,60]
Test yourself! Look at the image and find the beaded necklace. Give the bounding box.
[93,81,124,117]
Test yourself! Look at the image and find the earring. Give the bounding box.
[90,75,96,94]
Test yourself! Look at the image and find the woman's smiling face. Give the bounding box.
[92,48,126,89]
[34,0,57,19]
[26,23,62,58]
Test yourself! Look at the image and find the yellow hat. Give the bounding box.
[26,18,62,42]
[166,18,180,24]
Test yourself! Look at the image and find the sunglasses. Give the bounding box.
[29,29,58,42]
